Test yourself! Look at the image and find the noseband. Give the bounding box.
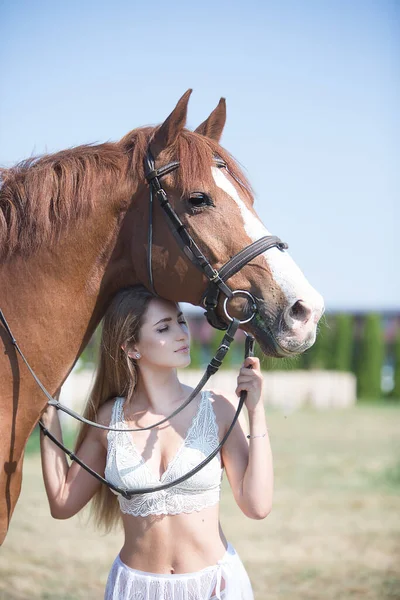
[0,144,289,498]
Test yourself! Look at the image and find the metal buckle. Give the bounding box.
[218,344,229,352]
[209,269,221,282]
[223,290,257,324]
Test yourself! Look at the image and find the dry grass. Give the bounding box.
[1,405,399,600]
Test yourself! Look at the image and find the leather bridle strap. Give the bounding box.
[203,236,289,330]
[0,308,238,434]
[1,307,254,497]
[146,160,180,295]
[1,304,252,496]
[216,236,287,283]
[144,149,288,330]
[145,151,232,298]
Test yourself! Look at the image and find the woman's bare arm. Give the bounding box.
[217,357,273,519]
[40,404,110,519]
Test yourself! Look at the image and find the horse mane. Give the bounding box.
[0,126,252,262]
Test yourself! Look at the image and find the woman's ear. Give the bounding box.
[121,344,141,360]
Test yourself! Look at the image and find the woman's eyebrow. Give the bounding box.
[153,312,183,327]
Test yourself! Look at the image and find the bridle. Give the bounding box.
[0,144,288,498]
[144,149,288,330]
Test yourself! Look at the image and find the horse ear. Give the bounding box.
[150,89,192,158]
[194,98,226,142]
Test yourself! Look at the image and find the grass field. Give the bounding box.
[1,404,399,600]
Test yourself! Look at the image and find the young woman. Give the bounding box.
[40,285,273,599]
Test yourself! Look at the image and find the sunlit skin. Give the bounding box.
[40,298,274,576]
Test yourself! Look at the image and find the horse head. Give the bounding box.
[117,90,324,356]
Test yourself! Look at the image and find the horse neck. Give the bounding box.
[0,171,142,544]
[1,190,138,398]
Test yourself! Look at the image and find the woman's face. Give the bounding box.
[133,298,191,369]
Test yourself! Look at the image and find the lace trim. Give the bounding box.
[118,488,221,517]
[105,391,223,517]
[104,542,254,600]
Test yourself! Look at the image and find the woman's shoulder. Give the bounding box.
[205,388,240,421]
[206,388,239,405]
[96,396,124,427]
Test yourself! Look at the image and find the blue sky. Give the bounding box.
[1,0,398,311]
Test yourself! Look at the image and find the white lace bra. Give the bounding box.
[104,390,224,517]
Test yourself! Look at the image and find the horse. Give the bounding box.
[0,89,324,544]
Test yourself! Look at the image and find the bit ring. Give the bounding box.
[223,290,257,324]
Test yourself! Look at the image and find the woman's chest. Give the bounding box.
[115,430,222,486]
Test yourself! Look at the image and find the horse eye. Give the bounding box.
[188,193,213,209]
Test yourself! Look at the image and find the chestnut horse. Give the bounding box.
[0,90,324,544]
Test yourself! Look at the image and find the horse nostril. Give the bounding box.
[287,299,313,325]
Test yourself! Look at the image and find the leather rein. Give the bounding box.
[0,146,288,498]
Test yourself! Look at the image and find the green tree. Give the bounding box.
[331,313,354,371]
[356,313,384,400]
[390,326,400,400]
[300,315,332,369]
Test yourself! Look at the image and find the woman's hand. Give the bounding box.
[235,356,263,413]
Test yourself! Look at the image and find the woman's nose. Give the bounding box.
[176,326,188,340]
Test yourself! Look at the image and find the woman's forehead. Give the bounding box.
[143,298,181,324]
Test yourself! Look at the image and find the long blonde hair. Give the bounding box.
[75,284,156,532]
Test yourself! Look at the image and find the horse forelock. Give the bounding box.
[0,126,253,262]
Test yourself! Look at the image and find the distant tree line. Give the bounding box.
[193,313,400,402]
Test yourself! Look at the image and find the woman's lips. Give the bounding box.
[175,346,189,353]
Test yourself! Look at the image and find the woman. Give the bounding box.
[40,285,273,599]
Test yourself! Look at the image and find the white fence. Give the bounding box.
[180,370,356,411]
[58,367,356,428]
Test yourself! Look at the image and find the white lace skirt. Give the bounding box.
[104,542,254,600]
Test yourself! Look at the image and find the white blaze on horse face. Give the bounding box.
[211,168,324,325]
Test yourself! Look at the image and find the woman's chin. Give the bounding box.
[176,355,191,369]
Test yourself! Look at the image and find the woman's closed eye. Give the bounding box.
[157,326,169,333]
[157,319,187,334]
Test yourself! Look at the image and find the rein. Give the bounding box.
[0,309,250,498]
[0,145,288,497]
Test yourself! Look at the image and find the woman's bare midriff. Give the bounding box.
[119,503,228,574]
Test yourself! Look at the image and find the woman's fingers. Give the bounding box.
[242,356,260,370]
[235,357,263,398]
[237,371,262,384]
[236,379,262,395]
